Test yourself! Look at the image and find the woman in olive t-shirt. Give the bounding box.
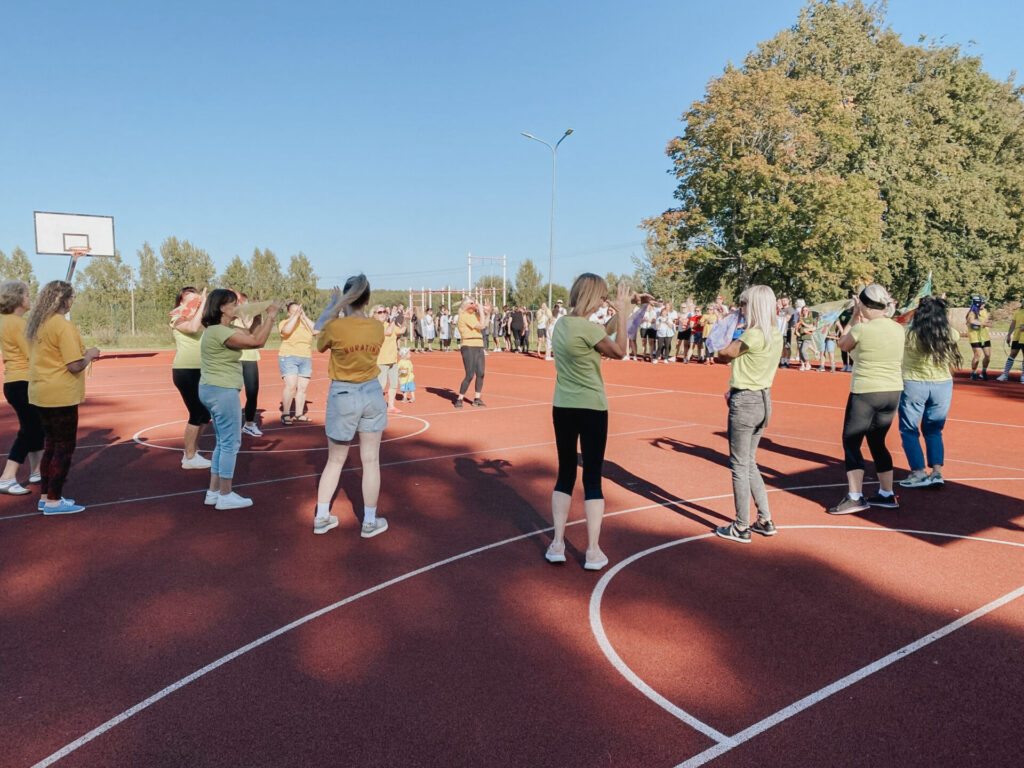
[712,285,784,544]
[545,274,640,572]
[171,286,211,468]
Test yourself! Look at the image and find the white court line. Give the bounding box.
[28,494,1024,767]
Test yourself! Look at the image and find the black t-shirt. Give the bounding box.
[511,310,525,332]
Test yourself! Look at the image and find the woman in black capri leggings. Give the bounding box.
[828,284,906,515]
[454,298,489,408]
[545,274,641,571]
[0,280,43,494]
[171,286,212,469]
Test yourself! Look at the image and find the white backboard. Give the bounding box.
[34,211,116,257]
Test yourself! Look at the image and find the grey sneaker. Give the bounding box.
[313,515,339,535]
[928,471,944,487]
[361,517,389,538]
[827,495,870,515]
[750,519,777,537]
[714,522,751,543]
[899,471,931,488]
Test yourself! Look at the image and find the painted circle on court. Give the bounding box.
[590,526,1024,738]
[133,411,429,454]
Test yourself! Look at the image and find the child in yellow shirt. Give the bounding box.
[397,347,416,403]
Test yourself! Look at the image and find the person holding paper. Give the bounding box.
[170,286,212,469]
[278,302,315,424]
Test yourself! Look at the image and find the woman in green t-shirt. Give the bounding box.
[829,284,904,515]
[898,297,961,488]
[545,274,645,572]
[198,289,281,510]
[713,285,784,543]
[170,286,211,470]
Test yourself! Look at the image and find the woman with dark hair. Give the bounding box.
[199,290,281,510]
[0,280,43,494]
[966,296,992,380]
[26,281,101,515]
[311,275,388,536]
[828,284,905,515]
[898,297,962,488]
[545,274,641,571]
[170,286,212,469]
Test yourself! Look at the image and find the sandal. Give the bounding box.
[281,415,294,425]
[293,415,312,423]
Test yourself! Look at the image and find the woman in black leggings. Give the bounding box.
[454,298,489,408]
[545,274,641,571]
[0,280,43,494]
[828,284,906,515]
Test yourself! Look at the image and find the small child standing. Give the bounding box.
[397,347,416,403]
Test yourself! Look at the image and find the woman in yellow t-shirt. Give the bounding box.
[966,296,992,380]
[997,301,1024,382]
[0,281,43,495]
[26,281,101,515]
[278,301,315,424]
[700,306,718,364]
[713,285,784,543]
[170,286,212,469]
[454,298,489,408]
[310,274,388,537]
[829,284,904,516]
[898,297,962,489]
[545,274,640,572]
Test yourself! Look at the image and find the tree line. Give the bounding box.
[642,0,1024,306]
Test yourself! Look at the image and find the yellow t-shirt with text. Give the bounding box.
[318,317,384,383]
[28,314,88,407]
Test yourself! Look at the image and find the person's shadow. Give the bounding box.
[426,386,459,405]
[603,458,731,529]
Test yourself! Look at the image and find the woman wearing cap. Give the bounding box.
[966,296,992,380]
[828,284,905,515]
[278,301,315,424]
[199,290,282,510]
[545,274,640,571]
[898,296,961,489]
[310,275,389,538]
[26,281,101,515]
[455,298,489,407]
[713,285,784,543]
[170,286,212,469]
[0,280,44,495]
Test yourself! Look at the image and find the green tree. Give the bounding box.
[285,252,320,309]
[7,248,39,294]
[159,237,215,308]
[72,252,132,338]
[248,248,285,299]
[511,259,544,308]
[219,255,252,295]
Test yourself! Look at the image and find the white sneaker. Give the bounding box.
[182,453,212,469]
[242,423,263,437]
[215,492,253,510]
[996,373,1009,382]
[204,490,220,506]
[313,515,339,535]
[361,517,388,538]
[0,479,31,495]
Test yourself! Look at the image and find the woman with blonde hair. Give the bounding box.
[713,285,785,543]
[311,275,389,537]
[536,302,552,357]
[454,297,489,408]
[375,304,404,413]
[170,286,212,469]
[26,281,101,515]
[545,273,645,571]
[0,281,44,495]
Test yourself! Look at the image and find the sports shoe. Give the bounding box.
[583,554,609,571]
[28,472,42,484]
[866,492,900,509]
[386,406,400,414]
[471,398,486,407]
[545,543,567,563]
[204,490,220,506]
[714,522,751,543]
[996,373,1009,382]
[970,371,980,380]
[361,517,388,538]
[981,371,989,381]
[181,453,212,469]
[42,500,85,515]
[827,495,870,515]
[215,492,253,510]
[313,515,339,535]
[0,479,31,495]
[899,471,931,488]
[750,519,778,537]
[242,423,263,437]
[454,399,464,409]
[38,497,75,510]
[928,471,944,487]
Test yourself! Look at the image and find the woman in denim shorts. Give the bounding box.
[278,301,315,424]
[311,275,389,538]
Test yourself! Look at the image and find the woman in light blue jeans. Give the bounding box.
[898,297,961,489]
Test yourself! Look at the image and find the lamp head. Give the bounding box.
[564,129,574,136]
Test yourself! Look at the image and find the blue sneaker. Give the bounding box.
[39,497,79,513]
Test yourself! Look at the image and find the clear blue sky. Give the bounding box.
[2,0,1020,292]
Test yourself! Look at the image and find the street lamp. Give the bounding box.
[521,129,573,309]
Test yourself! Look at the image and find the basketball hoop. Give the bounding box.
[66,247,92,281]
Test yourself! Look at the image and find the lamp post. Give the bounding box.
[521,129,573,309]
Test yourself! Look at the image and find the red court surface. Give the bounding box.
[2,350,1022,767]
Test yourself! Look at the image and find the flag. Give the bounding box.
[895,271,933,325]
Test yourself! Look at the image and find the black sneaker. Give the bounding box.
[454,399,464,409]
[827,495,870,515]
[866,492,900,509]
[981,371,989,381]
[472,398,486,407]
[750,519,777,537]
[714,522,751,544]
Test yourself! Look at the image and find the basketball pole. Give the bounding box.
[65,248,90,282]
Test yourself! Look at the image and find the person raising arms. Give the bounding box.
[170,286,213,469]
[455,298,490,408]
[278,301,315,424]
[997,297,1024,382]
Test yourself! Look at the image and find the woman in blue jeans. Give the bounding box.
[898,297,961,488]
[199,290,281,510]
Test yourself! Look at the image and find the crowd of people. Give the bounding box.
[0,274,1018,574]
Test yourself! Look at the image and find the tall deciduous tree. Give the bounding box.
[159,237,215,309]
[512,259,544,308]
[220,256,252,295]
[285,252,320,309]
[248,248,285,299]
